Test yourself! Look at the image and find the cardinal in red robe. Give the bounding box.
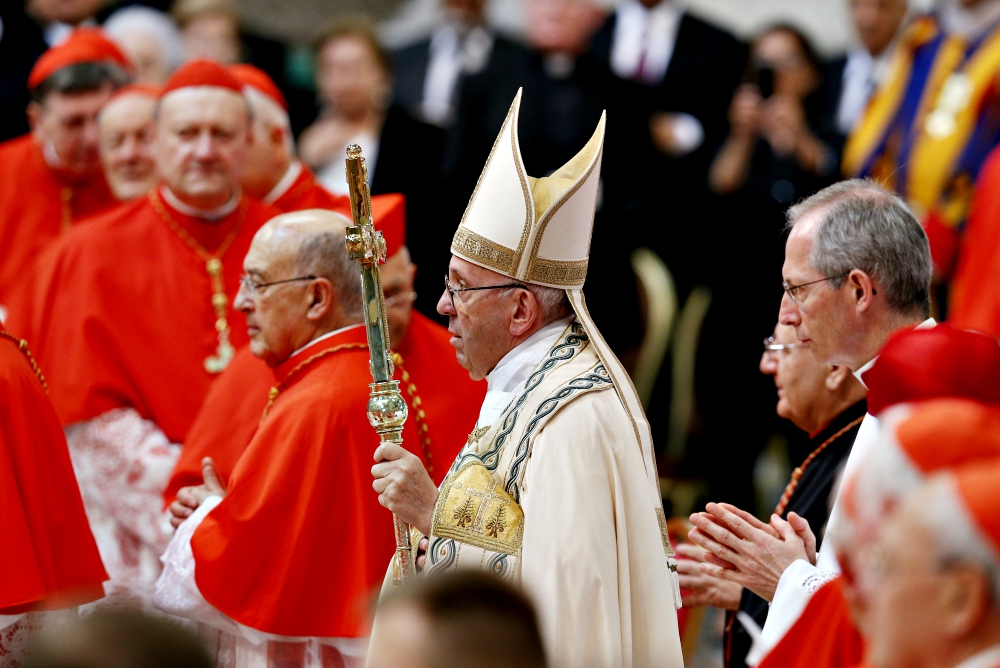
[156,208,416,667]
[5,60,279,610]
[0,328,107,663]
[230,63,351,214]
[0,28,128,315]
[165,194,485,504]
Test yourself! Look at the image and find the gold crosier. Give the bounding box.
[344,145,413,584]
[150,192,244,373]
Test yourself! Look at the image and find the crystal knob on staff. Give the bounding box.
[344,144,413,583]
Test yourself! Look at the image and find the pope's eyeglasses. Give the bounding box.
[443,275,527,308]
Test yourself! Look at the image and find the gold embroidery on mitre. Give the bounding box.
[453,89,534,278]
[452,226,518,276]
[527,257,590,286]
[432,459,524,556]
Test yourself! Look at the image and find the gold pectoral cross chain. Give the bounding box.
[150,193,244,374]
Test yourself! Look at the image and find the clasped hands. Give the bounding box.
[371,442,440,568]
[169,457,227,529]
[683,502,817,603]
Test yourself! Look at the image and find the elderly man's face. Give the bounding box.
[234,226,317,367]
[99,92,158,201]
[759,323,834,432]
[382,249,417,349]
[860,493,962,668]
[155,87,251,209]
[779,213,864,367]
[31,85,115,176]
[437,256,524,381]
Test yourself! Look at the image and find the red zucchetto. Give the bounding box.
[28,28,132,90]
[862,323,1000,415]
[371,193,406,259]
[229,64,287,110]
[159,59,243,98]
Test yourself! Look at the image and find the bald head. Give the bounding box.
[235,209,362,366]
[99,91,158,200]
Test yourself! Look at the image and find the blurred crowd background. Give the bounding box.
[0,0,963,543]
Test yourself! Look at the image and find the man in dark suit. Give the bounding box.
[588,0,747,297]
[391,0,527,130]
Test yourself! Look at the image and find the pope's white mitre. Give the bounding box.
[451,88,605,290]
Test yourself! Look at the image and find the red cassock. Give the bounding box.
[164,310,486,503]
[0,330,107,614]
[756,577,865,668]
[190,326,394,637]
[7,188,279,443]
[0,135,117,308]
[269,165,351,214]
[949,145,1000,339]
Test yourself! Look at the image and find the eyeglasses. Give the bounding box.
[239,274,317,296]
[782,272,850,304]
[384,291,417,307]
[443,275,527,308]
[763,336,809,355]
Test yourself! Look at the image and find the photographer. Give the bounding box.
[709,25,841,200]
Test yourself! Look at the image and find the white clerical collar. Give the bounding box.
[42,140,65,170]
[475,317,573,429]
[942,0,1000,40]
[853,317,936,387]
[952,646,1000,668]
[262,160,303,205]
[290,323,365,358]
[487,316,574,394]
[160,186,240,221]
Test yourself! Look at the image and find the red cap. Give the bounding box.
[371,193,406,258]
[28,28,132,90]
[229,64,287,110]
[951,461,1000,555]
[863,324,1000,415]
[159,59,243,98]
[894,398,1000,474]
[109,83,161,101]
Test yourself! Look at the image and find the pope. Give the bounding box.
[366,90,685,667]
[6,59,279,609]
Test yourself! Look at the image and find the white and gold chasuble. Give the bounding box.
[410,321,683,668]
[371,89,683,668]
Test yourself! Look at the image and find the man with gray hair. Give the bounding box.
[229,64,350,214]
[863,458,1000,668]
[156,209,399,667]
[686,178,934,659]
